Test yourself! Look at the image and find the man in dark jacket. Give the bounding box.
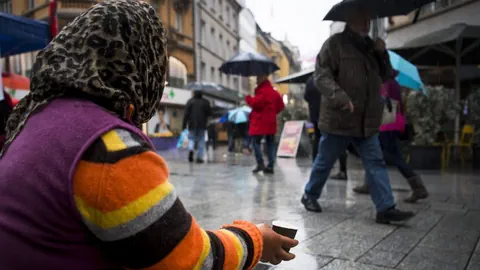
[301,6,414,224]
[304,76,321,162]
[183,90,211,163]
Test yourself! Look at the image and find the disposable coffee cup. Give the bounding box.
[272,220,298,252]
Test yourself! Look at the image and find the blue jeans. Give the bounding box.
[188,129,206,160]
[305,133,395,212]
[253,135,275,168]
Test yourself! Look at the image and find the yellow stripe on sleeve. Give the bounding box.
[101,130,127,151]
[193,229,212,270]
[75,181,175,229]
[220,229,245,270]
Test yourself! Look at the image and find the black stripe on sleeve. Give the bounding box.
[225,227,254,270]
[99,198,192,269]
[207,231,225,270]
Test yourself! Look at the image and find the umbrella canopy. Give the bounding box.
[219,51,279,77]
[0,12,50,57]
[275,68,315,84]
[184,82,245,103]
[390,23,480,66]
[324,0,435,21]
[388,51,424,91]
[2,72,30,90]
[228,106,252,124]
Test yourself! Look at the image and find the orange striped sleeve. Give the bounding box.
[73,128,264,269]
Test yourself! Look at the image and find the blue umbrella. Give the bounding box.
[218,113,229,123]
[388,50,424,91]
[220,51,280,77]
[228,106,252,124]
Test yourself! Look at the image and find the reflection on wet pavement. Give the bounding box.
[161,148,480,269]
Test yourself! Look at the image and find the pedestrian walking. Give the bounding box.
[246,75,285,174]
[353,73,429,203]
[0,1,298,268]
[304,76,321,162]
[183,90,211,163]
[301,6,414,224]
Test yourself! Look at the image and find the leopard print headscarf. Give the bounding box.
[1,0,167,156]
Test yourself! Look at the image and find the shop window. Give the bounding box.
[168,56,187,88]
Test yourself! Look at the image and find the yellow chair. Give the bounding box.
[446,125,475,166]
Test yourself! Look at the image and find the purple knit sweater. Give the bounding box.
[0,98,150,270]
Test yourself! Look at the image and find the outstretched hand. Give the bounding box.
[257,224,299,265]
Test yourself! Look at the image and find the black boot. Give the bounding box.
[188,151,194,163]
[353,184,369,194]
[404,176,429,203]
[376,207,414,224]
[252,164,265,174]
[263,167,274,174]
[301,194,322,213]
[330,171,347,180]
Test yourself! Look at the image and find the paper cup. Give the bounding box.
[272,220,298,252]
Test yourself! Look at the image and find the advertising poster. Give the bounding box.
[277,121,305,158]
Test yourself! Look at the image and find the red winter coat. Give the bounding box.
[246,80,285,136]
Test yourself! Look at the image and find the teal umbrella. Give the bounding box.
[388,50,424,91]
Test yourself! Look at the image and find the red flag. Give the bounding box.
[49,0,58,40]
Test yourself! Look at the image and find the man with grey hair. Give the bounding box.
[301,6,414,224]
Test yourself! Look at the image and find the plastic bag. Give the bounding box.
[177,129,189,149]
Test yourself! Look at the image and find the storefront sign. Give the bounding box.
[277,121,305,158]
[160,87,191,105]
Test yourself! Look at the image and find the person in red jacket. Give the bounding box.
[246,75,285,174]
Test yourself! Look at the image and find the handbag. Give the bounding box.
[382,98,398,125]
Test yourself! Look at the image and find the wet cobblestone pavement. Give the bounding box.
[161,148,480,270]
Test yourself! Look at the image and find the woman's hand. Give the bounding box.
[257,224,299,265]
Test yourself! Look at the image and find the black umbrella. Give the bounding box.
[324,0,436,21]
[275,68,315,84]
[219,51,280,77]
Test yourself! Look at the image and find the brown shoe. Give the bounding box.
[353,184,369,194]
[404,176,429,203]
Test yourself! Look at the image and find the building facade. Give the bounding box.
[238,8,256,94]
[193,0,242,92]
[2,0,196,89]
[255,25,294,96]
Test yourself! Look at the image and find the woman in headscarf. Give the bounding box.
[0,1,297,269]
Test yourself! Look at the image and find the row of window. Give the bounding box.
[200,22,238,59]
[205,0,238,31]
[200,62,238,89]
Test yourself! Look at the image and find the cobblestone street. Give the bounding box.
[163,149,480,270]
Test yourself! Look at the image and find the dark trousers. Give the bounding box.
[312,126,321,162]
[379,131,417,179]
[253,135,275,168]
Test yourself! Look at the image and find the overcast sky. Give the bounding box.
[245,0,341,67]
